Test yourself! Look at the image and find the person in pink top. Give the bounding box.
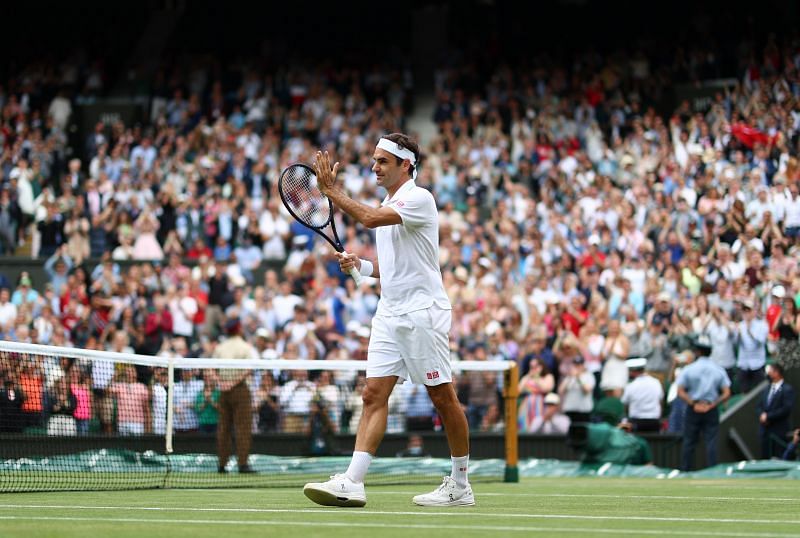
[69,369,93,435]
[111,365,150,435]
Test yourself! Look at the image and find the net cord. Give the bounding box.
[0,341,513,372]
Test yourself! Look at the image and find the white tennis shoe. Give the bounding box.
[412,476,475,507]
[303,473,367,507]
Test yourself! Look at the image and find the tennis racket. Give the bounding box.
[278,163,362,285]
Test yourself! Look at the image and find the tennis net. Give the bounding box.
[0,340,518,492]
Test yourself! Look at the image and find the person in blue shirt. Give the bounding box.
[676,335,731,471]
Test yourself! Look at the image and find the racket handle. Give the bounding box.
[348,267,362,286]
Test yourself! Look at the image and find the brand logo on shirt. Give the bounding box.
[395,200,405,207]
[426,371,439,380]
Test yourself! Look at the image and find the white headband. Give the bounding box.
[377,138,417,179]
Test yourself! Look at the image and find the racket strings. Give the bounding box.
[282,165,331,228]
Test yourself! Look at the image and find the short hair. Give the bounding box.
[770,363,785,377]
[382,132,420,178]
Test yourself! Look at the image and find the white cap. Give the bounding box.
[626,357,648,369]
[346,320,362,333]
[255,328,272,339]
[772,285,786,298]
[485,320,502,336]
[356,326,371,339]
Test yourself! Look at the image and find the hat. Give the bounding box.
[262,349,279,360]
[657,292,671,302]
[771,285,786,298]
[689,334,712,354]
[478,257,492,269]
[19,276,32,287]
[255,328,273,339]
[356,326,371,339]
[740,298,755,310]
[454,266,469,282]
[588,234,601,246]
[225,317,242,334]
[626,357,648,370]
[544,393,561,406]
[346,320,362,333]
[485,320,502,336]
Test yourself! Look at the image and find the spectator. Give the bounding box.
[736,299,769,393]
[558,356,595,424]
[110,365,150,435]
[517,358,554,433]
[46,377,77,436]
[757,363,795,459]
[279,369,317,433]
[401,381,436,431]
[253,372,280,433]
[151,367,169,435]
[173,368,202,433]
[529,393,570,434]
[69,368,92,435]
[195,371,220,434]
[621,357,664,433]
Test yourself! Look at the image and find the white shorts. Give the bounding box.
[367,305,452,386]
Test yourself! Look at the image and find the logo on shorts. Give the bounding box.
[426,371,439,380]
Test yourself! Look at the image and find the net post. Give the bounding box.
[166,358,175,455]
[503,362,519,483]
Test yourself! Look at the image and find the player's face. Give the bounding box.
[372,148,408,190]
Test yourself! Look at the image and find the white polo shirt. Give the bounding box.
[376,180,451,316]
[621,374,664,419]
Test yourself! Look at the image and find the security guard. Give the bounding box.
[676,334,731,471]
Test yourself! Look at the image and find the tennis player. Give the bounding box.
[303,133,474,507]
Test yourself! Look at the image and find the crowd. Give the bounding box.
[1,36,800,465]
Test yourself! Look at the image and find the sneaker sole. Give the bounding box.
[304,485,367,507]
[413,496,476,507]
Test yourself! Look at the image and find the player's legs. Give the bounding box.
[397,306,474,506]
[304,312,403,507]
[354,375,400,454]
[426,382,469,457]
[302,376,396,507]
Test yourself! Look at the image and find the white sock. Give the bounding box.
[451,455,469,488]
[345,451,373,484]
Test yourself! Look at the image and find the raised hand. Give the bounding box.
[313,151,340,196]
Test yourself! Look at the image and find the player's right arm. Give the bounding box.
[337,251,379,278]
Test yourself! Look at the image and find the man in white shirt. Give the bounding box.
[0,288,17,332]
[169,284,198,342]
[621,358,664,433]
[736,300,769,393]
[304,134,472,508]
[783,182,800,238]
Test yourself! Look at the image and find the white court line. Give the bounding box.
[172,488,800,502]
[0,505,797,525]
[367,492,800,503]
[0,515,794,537]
